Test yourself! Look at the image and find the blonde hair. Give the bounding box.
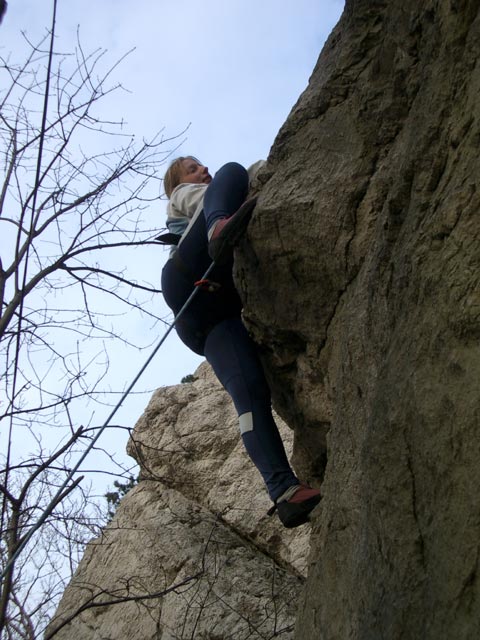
[163,156,201,199]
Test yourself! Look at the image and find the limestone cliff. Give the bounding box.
[236,0,480,638]
[49,0,480,638]
[46,364,311,639]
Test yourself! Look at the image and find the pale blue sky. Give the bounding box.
[1,0,344,477]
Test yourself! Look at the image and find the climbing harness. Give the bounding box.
[0,259,216,581]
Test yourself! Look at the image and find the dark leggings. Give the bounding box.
[161,163,298,500]
[204,317,299,500]
[203,161,249,232]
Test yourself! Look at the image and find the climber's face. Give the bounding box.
[180,158,212,186]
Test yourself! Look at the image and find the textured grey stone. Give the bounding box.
[46,482,302,640]
[47,364,311,639]
[128,363,312,576]
[235,1,480,638]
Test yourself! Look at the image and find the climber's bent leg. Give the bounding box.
[203,162,256,264]
[203,162,249,234]
[204,317,299,501]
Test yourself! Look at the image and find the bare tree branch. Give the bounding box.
[44,572,204,640]
[0,9,174,636]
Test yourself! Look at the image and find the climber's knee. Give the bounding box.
[238,412,253,434]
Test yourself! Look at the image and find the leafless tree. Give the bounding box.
[0,3,174,635]
[0,462,104,639]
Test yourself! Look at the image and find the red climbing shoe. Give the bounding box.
[208,197,257,264]
[268,484,321,528]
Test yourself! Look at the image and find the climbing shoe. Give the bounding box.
[208,197,257,264]
[268,484,321,528]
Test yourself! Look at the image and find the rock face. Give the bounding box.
[235,0,480,638]
[50,1,480,637]
[47,364,310,639]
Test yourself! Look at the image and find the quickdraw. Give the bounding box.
[194,279,221,293]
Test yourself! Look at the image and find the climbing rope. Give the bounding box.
[0,260,216,581]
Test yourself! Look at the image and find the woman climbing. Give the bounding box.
[160,157,321,528]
